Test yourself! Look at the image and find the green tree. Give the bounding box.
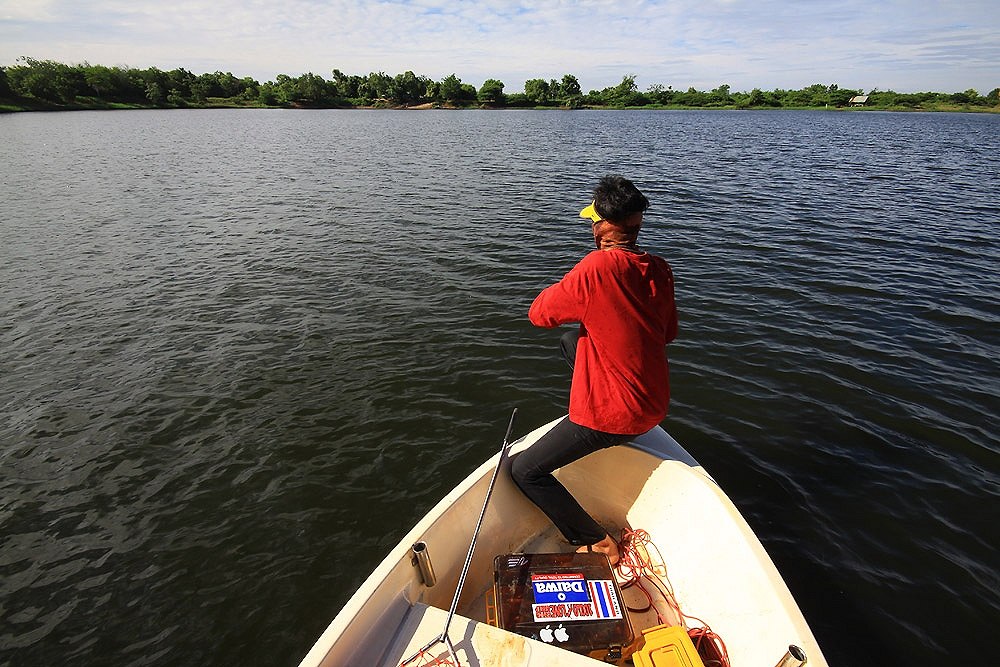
[257,72,341,106]
[296,72,333,105]
[258,82,278,106]
[81,64,115,97]
[763,90,784,107]
[601,75,646,106]
[132,68,170,104]
[360,71,393,101]
[331,69,363,99]
[391,70,424,105]
[145,82,165,106]
[504,92,530,107]
[798,83,828,106]
[0,67,10,97]
[646,84,674,105]
[949,89,980,104]
[709,84,732,105]
[828,85,859,107]
[675,86,708,107]
[581,89,602,105]
[214,71,243,97]
[868,89,899,107]
[561,74,581,98]
[523,78,550,104]
[7,57,81,103]
[438,73,464,102]
[166,68,195,99]
[189,78,211,103]
[548,78,561,100]
[787,88,813,107]
[238,77,259,101]
[478,78,505,105]
[424,79,440,102]
[272,74,296,105]
[459,83,477,101]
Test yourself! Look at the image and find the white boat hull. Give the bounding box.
[299,417,828,666]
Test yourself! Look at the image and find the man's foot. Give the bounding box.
[576,534,620,566]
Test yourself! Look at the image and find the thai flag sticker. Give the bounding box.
[587,580,623,620]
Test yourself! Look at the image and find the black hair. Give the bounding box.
[592,174,649,225]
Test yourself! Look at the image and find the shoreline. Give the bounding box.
[2,96,998,115]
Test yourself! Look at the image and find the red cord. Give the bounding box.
[615,528,681,625]
[615,528,731,667]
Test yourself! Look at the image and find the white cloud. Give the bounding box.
[1,0,997,93]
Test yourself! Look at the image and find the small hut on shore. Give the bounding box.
[849,95,870,107]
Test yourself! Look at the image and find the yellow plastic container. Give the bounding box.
[632,624,706,667]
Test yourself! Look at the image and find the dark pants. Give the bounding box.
[510,328,631,545]
[511,417,631,545]
[559,329,579,369]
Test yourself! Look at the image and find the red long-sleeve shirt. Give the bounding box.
[529,248,678,434]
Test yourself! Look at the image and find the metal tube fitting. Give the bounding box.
[412,541,437,588]
[775,645,807,667]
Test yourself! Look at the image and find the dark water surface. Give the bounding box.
[1,109,997,666]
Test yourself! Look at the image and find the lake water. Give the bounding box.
[1,108,997,667]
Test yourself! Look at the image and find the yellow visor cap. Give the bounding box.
[580,202,603,223]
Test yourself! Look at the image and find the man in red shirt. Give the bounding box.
[511,175,678,565]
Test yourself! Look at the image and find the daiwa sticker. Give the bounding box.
[531,573,590,604]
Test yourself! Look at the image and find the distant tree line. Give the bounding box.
[2,57,998,111]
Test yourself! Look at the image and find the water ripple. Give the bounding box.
[1,109,998,667]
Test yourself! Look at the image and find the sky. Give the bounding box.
[1,0,998,94]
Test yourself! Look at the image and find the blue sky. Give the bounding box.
[1,0,998,94]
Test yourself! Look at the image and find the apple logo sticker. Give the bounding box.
[539,625,554,643]
[554,625,569,643]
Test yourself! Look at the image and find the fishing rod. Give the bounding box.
[399,407,518,667]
